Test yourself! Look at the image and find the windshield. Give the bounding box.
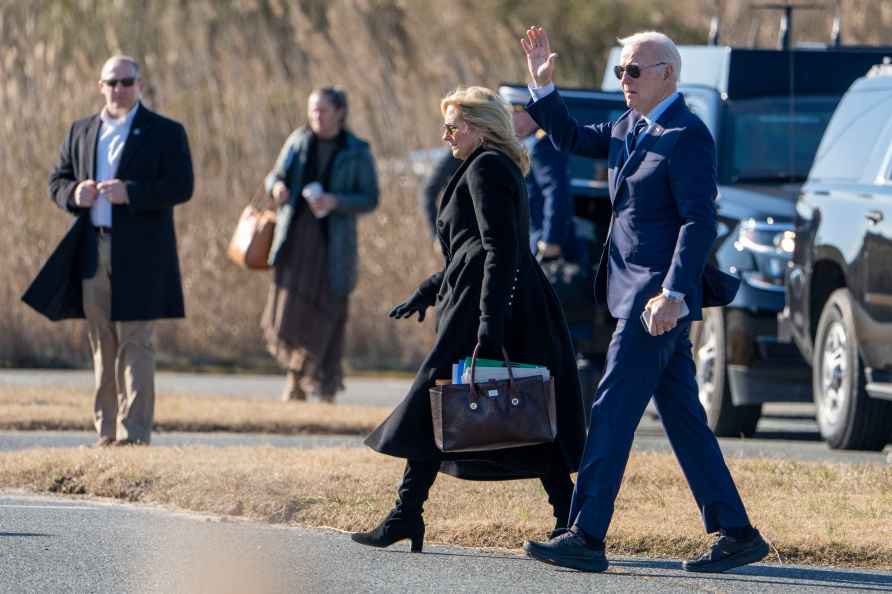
[724,97,838,183]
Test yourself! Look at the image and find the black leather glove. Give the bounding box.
[476,317,503,356]
[388,290,431,322]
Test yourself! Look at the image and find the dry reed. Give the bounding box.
[2,1,891,371]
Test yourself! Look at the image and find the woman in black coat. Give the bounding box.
[353,86,586,552]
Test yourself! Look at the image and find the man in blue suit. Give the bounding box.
[520,27,768,573]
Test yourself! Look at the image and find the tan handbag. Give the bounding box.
[429,345,558,453]
[227,188,276,270]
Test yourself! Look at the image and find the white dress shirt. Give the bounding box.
[91,102,139,228]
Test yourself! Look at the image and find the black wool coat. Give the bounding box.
[23,104,194,321]
[364,146,586,480]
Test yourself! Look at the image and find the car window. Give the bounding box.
[725,97,837,182]
[810,89,892,182]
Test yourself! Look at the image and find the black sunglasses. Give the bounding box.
[102,78,137,88]
[613,62,667,80]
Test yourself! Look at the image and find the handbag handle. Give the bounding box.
[468,343,514,403]
[249,183,274,209]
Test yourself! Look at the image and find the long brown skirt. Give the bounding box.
[261,209,348,396]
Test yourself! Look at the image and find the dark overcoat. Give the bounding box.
[22,104,194,321]
[265,127,379,297]
[364,146,586,480]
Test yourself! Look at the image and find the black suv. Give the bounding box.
[780,63,892,451]
[503,45,892,437]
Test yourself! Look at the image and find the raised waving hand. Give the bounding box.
[520,26,559,88]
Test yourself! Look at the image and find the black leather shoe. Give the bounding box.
[112,438,148,447]
[351,509,425,553]
[523,529,608,573]
[683,529,769,573]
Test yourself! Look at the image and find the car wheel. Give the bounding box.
[813,288,892,451]
[691,308,761,437]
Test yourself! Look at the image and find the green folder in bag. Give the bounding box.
[461,357,540,369]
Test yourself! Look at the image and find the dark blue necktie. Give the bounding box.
[624,118,648,160]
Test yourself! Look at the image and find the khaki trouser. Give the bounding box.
[82,235,155,444]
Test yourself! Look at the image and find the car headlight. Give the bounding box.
[734,219,795,290]
[735,219,795,254]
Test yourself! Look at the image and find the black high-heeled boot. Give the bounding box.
[350,507,425,552]
[351,459,439,553]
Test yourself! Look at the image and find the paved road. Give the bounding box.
[0,427,887,465]
[1,369,889,463]
[1,494,889,594]
[0,368,409,407]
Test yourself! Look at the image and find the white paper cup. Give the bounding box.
[301,182,323,200]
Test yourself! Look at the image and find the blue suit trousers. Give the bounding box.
[570,318,751,540]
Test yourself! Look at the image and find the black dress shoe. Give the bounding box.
[351,509,425,553]
[523,529,608,573]
[112,438,148,447]
[683,528,769,573]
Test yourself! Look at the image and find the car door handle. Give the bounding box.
[866,210,884,224]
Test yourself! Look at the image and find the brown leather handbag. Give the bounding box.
[227,188,276,270]
[429,345,558,453]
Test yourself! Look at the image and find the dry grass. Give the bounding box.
[0,446,889,568]
[4,1,892,371]
[0,385,388,435]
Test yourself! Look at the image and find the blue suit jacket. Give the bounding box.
[526,134,580,261]
[527,91,717,321]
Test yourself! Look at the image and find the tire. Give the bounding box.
[690,308,761,437]
[812,288,892,451]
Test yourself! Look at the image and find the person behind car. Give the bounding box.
[418,150,461,249]
[500,86,582,264]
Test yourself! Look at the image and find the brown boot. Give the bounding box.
[281,371,307,402]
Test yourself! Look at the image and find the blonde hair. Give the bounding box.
[440,86,530,175]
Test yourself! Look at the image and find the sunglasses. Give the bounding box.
[512,104,526,113]
[442,123,461,135]
[102,78,137,88]
[613,62,667,80]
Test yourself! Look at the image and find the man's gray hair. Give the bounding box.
[617,31,681,82]
[101,54,141,79]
